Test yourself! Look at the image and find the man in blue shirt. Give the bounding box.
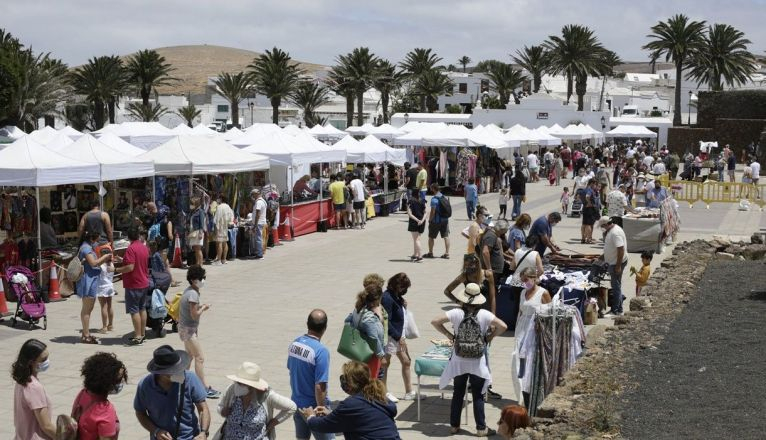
[424,183,451,259]
[134,345,210,440]
[464,178,479,220]
[288,309,334,440]
[530,212,562,255]
[646,180,668,208]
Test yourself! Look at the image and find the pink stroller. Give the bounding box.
[6,266,47,330]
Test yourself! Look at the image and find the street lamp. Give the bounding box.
[688,90,692,126]
[600,116,606,130]
[403,113,409,123]
[248,101,255,127]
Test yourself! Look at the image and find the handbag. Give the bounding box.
[403,308,420,339]
[337,311,374,362]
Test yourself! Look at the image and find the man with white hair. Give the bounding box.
[599,216,628,317]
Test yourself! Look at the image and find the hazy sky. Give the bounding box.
[4,0,765,67]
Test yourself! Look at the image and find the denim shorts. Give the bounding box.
[124,288,148,314]
[293,411,335,440]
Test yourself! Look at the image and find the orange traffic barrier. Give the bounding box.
[0,277,10,316]
[48,263,64,302]
[271,226,281,246]
[279,216,293,241]
[171,233,183,268]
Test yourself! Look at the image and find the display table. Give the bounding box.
[622,216,661,253]
[279,199,336,237]
[414,345,468,423]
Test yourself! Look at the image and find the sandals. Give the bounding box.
[81,335,98,344]
[422,253,435,259]
[170,281,181,288]
[97,328,108,334]
[440,254,450,259]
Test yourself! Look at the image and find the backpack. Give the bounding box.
[148,289,168,319]
[454,309,486,358]
[147,223,161,242]
[66,253,84,283]
[437,195,452,219]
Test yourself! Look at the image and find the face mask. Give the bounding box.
[524,280,535,290]
[194,279,205,289]
[234,383,251,397]
[110,382,124,395]
[170,373,185,384]
[37,359,50,373]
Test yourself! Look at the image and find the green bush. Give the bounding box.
[445,104,463,114]
[697,90,766,128]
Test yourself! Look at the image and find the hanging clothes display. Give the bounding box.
[456,149,478,188]
[1,193,38,234]
[438,150,449,180]
[659,197,680,241]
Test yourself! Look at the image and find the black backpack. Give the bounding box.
[437,195,452,219]
[454,309,486,358]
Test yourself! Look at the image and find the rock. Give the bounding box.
[742,244,766,260]
[751,233,764,244]
[536,393,574,419]
[715,252,736,259]
[630,297,652,311]
[614,316,632,326]
[725,244,745,255]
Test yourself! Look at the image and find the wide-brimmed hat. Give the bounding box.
[147,345,190,375]
[227,362,268,390]
[453,283,486,305]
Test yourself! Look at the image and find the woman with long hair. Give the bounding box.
[406,189,427,262]
[507,213,531,252]
[77,229,114,344]
[345,284,387,379]
[444,253,496,315]
[70,353,127,440]
[12,339,56,440]
[380,273,418,402]
[300,361,400,439]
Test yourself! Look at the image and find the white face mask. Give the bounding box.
[110,382,124,395]
[233,382,251,397]
[37,359,50,373]
[170,373,185,384]
[194,279,205,289]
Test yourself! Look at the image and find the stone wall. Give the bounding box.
[667,127,714,154]
[714,119,766,161]
[697,90,766,128]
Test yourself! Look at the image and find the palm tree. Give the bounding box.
[512,45,549,93]
[597,50,623,111]
[125,49,176,107]
[68,55,127,129]
[373,59,403,124]
[340,47,379,125]
[415,69,453,113]
[126,102,169,122]
[326,65,355,128]
[401,48,443,111]
[457,55,471,72]
[485,63,527,106]
[176,103,201,127]
[249,47,302,124]
[212,71,253,128]
[685,24,756,92]
[544,24,606,110]
[643,14,707,126]
[290,79,331,127]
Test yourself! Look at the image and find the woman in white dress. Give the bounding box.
[510,267,551,409]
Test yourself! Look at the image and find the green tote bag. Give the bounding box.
[337,311,374,362]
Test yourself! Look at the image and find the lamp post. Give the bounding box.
[688,90,692,126]
[248,101,255,127]
[600,116,606,131]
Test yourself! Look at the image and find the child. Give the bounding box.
[498,188,509,219]
[96,249,115,334]
[630,250,653,296]
[560,187,570,214]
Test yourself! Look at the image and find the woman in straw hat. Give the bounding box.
[216,362,296,440]
[431,283,507,437]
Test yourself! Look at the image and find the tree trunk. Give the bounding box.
[576,74,587,111]
[381,92,390,124]
[108,97,116,124]
[598,76,607,112]
[533,74,541,93]
[345,93,354,127]
[93,98,106,129]
[419,95,426,112]
[231,101,240,128]
[43,115,55,128]
[141,87,150,107]
[271,97,280,124]
[566,71,573,104]
[673,62,682,126]
[356,89,364,126]
[187,118,193,128]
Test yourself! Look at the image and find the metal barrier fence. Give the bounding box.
[662,178,765,209]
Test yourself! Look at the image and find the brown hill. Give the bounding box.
[120,45,329,96]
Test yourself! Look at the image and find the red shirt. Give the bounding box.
[121,240,149,289]
[71,389,120,440]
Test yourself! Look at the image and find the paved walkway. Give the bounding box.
[0,175,763,439]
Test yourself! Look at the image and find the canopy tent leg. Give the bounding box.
[35,187,42,273]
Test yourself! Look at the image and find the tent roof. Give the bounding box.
[58,126,84,140]
[44,133,75,151]
[422,125,483,147]
[345,123,375,135]
[171,124,194,134]
[221,127,244,141]
[242,131,346,166]
[0,137,101,186]
[53,135,155,180]
[392,122,448,146]
[138,135,269,175]
[190,124,219,136]
[231,124,285,147]
[308,124,348,138]
[605,125,658,138]
[28,126,59,145]
[368,124,405,139]
[95,133,147,156]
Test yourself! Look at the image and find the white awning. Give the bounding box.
[0,137,101,186]
[139,135,269,175]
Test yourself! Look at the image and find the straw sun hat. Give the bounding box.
[453,283,486,306]
[227,362,269,390]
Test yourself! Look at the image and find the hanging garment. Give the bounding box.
[1,195,11,231]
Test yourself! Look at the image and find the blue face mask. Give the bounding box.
[37,359,50,373]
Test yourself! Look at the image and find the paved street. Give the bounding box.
[1,176,763,439]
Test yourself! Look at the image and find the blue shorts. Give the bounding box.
[125,288,148,315]
[294,411,335,440]
[334,203,345,211]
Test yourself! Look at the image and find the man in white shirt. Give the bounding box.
[349,177,366,229]
[751,159,761,185]
[625,146,636,160]
[606,185,635,227]
[651,160,666,175]
[526,152,540,182]
[599,216,628,317]
[250,188,267,259]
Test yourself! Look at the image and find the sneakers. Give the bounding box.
[206,387,221,399]
[603,310,623,317]
[402,392,425,401]
[476,428,497,437]
[385,392,399,403]
[486,388,502,400]
[211,260,222,266]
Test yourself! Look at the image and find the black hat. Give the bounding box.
[146,345,190,375]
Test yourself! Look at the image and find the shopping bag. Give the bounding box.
[337,323,374,362]
[403,308,420,339]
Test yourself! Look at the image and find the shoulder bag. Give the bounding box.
[337,310,374,362]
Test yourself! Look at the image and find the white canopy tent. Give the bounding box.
[28,126,60,145]
[392,122,448,146]
[282,124,308,136]
[308,124,348,140]
[527,128,563,146]
[368,124,405,140]
[345,123,375,136]
[245,123,282,134]
[422,125,484,148]
[0,125,26,142]
[230,124,287,148]
[43,133,74,151]
[605,125,658,138]
[95,133,147,156]
[221,127,244,141]
[58,126,84,140]
[398,121,424,133]
[52,134,155,181]
[0,137,101,186]
[95,122,175,150]
[171,124,194,134]
[342,135,407,165]
[241,131,346,167]
[190,124,219,137]
[138,135,269,176]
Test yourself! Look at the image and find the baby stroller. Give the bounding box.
[6,266,47,330]
[569,188,585,217]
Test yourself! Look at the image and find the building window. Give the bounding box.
[217,104,229,112]
[458,83,467,94]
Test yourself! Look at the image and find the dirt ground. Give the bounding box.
[619,260,766,439]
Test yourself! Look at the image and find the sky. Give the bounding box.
[4,0,765,67]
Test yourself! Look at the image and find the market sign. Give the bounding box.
[537,112,548,120]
